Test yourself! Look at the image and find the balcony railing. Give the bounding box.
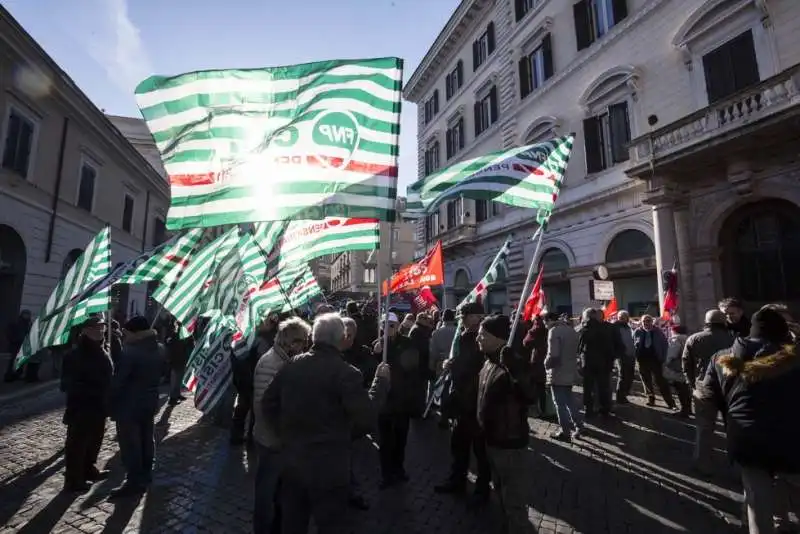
[628,64,800,174]
[437,223,477,249]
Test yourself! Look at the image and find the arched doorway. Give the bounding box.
[451,269,471,307]
[485,263,508,314]
[605,229,659,316]
[719,199,800,313]
[539,248,572,316]
[0,225,26,351]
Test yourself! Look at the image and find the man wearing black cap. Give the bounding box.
[699,308,800,534]
[109,316,166,498]
[434,301,491,502]
[476,314,533,532]
[61,315,114,492]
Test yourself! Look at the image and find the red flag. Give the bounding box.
[382,241,444,296]
[602,297,618,320]
[523,269,545,321]
[410,286,439,314]
[662,269,678,321]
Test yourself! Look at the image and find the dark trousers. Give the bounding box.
[670,381,692,415]
[254,444,282,534]
[637,356,675,407]
[280,474,348,534]
[64,414,106,484]
[532,382,548,414]
[582,368,612,414]
[117,416,156,487]
[616,356,636,400]
[449,415,490,492]
[231,388,254,440]
[377,413,410,479]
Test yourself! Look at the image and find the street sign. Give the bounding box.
[590,280,615,301]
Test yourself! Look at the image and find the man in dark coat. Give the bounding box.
[476,314,534,532]
[577,308,617,416]
[698,308,800,532]
[523,315,548,417]
[231,315,276,445]
[109,316,165,498]
[373,312,424,487]
[61,316,114,492]
[719,297,751,339]
[165,319,193,406]
[434,302,491,503]
[263,312,390,534]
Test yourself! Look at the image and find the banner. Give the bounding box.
[184,315,235,413]
[409,286,439,314]
[382,241,444,296]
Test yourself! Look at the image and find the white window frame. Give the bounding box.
[673,0,777,109]
[76,156,98,213]
[475,32,490,69]
[122,193,136,233]
[0,103,40,180]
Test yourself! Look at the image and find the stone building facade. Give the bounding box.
[0,6,171,349]
[404,0,800,326]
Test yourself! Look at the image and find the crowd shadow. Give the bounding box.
[0,447,65,525]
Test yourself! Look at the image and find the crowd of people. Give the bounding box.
[50,295,799,534]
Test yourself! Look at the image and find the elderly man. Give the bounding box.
[611,311,636,404]
[252,317,311,534]
[682,310,733,472]
[263,313,390,534]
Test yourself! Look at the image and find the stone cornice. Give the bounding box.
[404,0,494,102]
[0,6,169,199]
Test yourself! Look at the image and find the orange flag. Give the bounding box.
[523,268,545,321]
[602,297,618,320]
[382,241,444,296]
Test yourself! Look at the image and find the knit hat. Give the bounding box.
[124,315,150,333]
[442,308,456,322]
[480,314,511,341]
[749,308,789,342]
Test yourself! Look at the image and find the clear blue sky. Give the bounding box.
[3,0,459,192]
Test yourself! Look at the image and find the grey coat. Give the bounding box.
[252,344,291,449]
[429,322,457,375]
[544,321,580,386]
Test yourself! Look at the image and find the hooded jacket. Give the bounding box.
[704,337,800,473]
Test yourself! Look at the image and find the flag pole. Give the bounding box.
[509,226,546,346]
[381,219,396,363]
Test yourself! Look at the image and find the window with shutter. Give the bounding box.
[457,61,463,87]
[474,102,481,137]
[573,1,592,51]
[476,199,488,222]
[489,87,498,124]
[519,57,531,99]
[515,0,525,22]
[446,76,453,100]
[608,102,631,164]
[122,194,135,233]
[583,117,604,174]
[611,0,627,24]
[487,23,496,55]
[1,108,36,179]
[77,163,96,212]
[702,30,760,104]
[446,129,453,159]
[433,90,440,114]
[473,41,480,71]
[542,34,554,80]
[458,118,465,149]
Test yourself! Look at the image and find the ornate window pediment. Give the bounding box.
[578,65,641,112]
[672,0,769,64]
[521,116,561,145]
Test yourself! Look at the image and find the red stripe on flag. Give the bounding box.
[169,157,398,187]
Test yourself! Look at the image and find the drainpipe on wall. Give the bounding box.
[140,190,150,252]
[44,116,69,263]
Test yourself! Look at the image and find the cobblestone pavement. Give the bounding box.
[0,385,744,534]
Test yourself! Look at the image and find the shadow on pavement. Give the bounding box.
[0,447,65,525]
[15,490,79,534]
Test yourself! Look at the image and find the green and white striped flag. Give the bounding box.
[135,58,404,229]
[407,135,574,223]
[117,228,204,285]
[254,217,379,277]
[16,227,112,369]
[153,228,240,333]
[279,263,322,309]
